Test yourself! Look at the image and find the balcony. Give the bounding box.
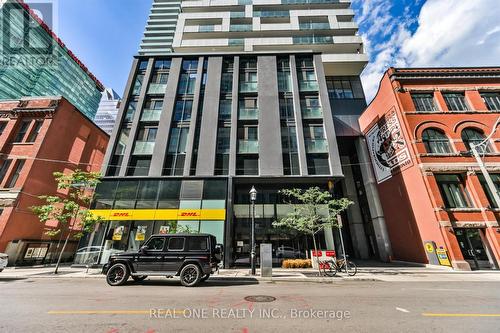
[230,24,253,32]
[299,81,319,92]
[238,140,259,154]
[305,139,328,153]
[238,108,259,120]
[254,11,290,17]
[299,23,331,30]
[240,82,258,93]
[133,141,155,155]
[148,83,166,95]
[302,107,323,119]
[141,109,162,122]
[293,36,333,45]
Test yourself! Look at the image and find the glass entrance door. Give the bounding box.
[455,228,491,270]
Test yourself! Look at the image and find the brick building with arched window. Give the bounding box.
[359,67,500,270]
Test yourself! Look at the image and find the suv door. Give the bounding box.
[163,237,185,273]
[136,237,167,272]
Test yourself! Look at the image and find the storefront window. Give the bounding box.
[127,221,155,251]
[200,221,224,244]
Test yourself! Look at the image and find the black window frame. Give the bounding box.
[412,93,437,112]
[144,237,166,251]
[435,174,472,209]
[167,237,185,251]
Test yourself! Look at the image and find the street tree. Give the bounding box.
[273,187,353,275]
[31,170,102,274]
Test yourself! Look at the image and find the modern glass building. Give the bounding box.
[81,0,393,268]
[0,0,104,119]
[94,88,121,135]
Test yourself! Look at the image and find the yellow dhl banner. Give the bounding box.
[90,209,226,221]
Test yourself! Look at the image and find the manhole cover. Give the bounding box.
[244,295,276,303]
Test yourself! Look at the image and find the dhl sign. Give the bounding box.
[90,209,225,221]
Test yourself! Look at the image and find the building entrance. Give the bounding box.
[455,228,492,270]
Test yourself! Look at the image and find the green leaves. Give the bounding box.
[273,187,353,236]
[30,170,103,238]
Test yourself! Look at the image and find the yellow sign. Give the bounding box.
[112,226,124,241]
[90,209,226,221]
[436,249,452,267]
[425,243,434,253]
[135,226,147,241]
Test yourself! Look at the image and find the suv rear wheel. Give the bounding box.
[106,263,129,286]
[180,264,202,287]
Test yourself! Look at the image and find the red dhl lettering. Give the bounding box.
[111,212,131,217]
[180,212,200,217]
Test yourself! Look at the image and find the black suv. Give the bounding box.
[102,234,222,287]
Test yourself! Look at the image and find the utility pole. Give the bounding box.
[470,117,500,209]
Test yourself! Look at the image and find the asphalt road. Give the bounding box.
[0,276,499,333]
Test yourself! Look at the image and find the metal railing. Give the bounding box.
[305,139,328,153]
[133,141,155,155]
[238,140,259,154]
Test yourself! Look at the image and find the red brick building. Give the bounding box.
[359,67,500,270]
[0,97,108,265]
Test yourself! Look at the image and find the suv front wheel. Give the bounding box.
[180,264,202,287]
[106,263,129,286]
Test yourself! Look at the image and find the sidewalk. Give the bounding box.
[2,262,500,282]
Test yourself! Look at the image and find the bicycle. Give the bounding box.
[320,255,357,277]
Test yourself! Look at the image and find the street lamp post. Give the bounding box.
[249,186,257,275]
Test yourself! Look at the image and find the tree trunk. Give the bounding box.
[311,232,321,276]
[54,210,79,274]
[54,230,71,274]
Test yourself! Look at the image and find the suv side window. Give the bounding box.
[187,237,208,251]
[168,237,185,251]
[146,237,165,251]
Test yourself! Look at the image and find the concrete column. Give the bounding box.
[102,58,139,174]
[150,57,183,176]
[119,58,155,176]
[196,57,223,176]
[289,55,308,176]
[355,137,393,262]
[341,155,370,259]
[183,57,205,176]
[229,57,240,176]
[257,56,283,176]
[314,54,343,177]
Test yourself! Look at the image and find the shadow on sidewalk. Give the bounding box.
[128,277,259,287]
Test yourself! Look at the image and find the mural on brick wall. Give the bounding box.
[366,107,412,183]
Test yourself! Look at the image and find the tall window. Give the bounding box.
[435,174,472,208]
[0,159,12,184]
[412,93,436,112]
[0,122,7,136]
[481,92,500,111]
[478,174,500,208]
[281,125,299,175]
[5,160,25,188]
[443,93,469,111]
[461,128,492,153]
[164,127,189,176]
[277,58,292,92]
[13,120,31,143]
[422,128,452,154]
[26,120,43,143]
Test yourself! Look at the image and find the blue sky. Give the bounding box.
[52,0,500,100]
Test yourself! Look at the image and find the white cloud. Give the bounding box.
[356,0,500,101]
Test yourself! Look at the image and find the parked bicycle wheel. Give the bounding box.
[346,261,357,276]
[322,261,337,277]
